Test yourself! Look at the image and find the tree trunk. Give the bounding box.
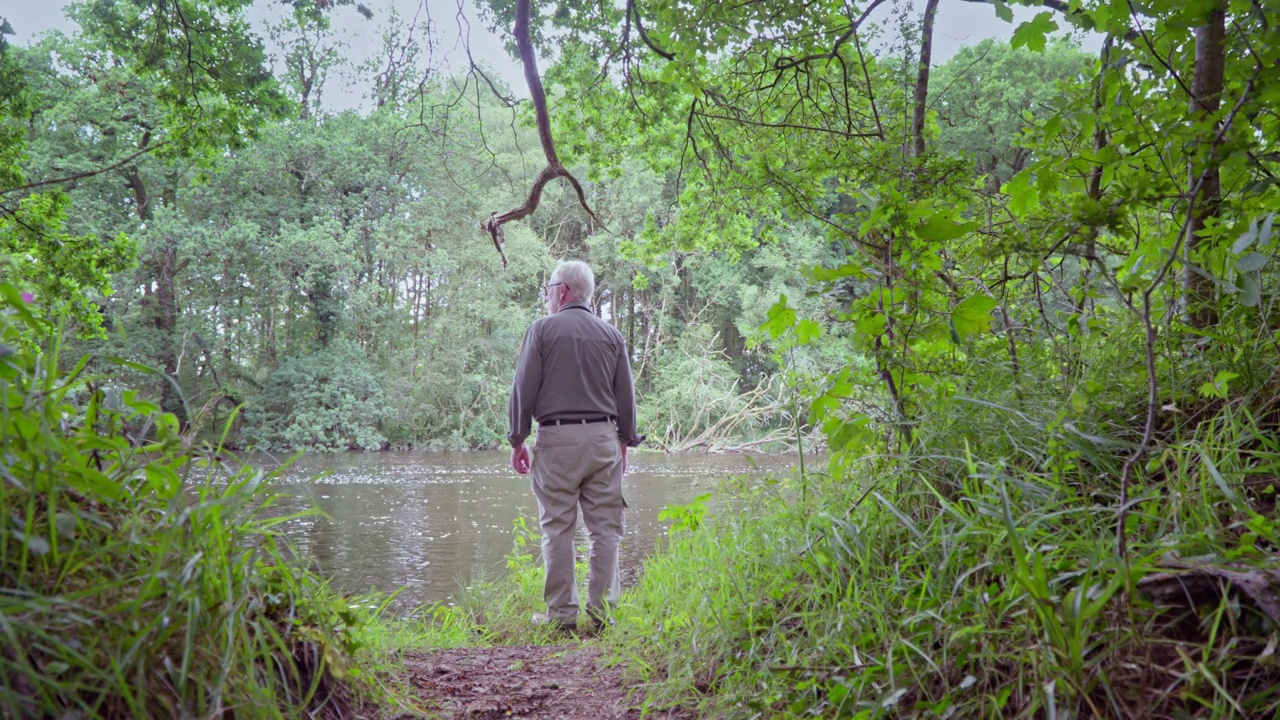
[146,239,184,421]
[628,288,636,357]
[911,0,941,159]
[1183,1,1226,328]
[127,165,185,422]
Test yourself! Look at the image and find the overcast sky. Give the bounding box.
[5,0,1095,113]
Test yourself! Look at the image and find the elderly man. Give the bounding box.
[508,259,643,634]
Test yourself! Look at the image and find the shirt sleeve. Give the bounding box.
[507,323,543,447]
[612,336,644,447]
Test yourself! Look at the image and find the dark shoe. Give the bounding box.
[532,612,578,636]
[586,610,615,635]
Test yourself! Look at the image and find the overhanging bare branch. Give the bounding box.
[480,0,605,267]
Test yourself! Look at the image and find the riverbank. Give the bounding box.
[367,399,1280,719]
[569,425,1279,718]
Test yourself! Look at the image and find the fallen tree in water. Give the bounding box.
[651,373,806,454]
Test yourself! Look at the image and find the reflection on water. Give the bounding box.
[264,451,801,607]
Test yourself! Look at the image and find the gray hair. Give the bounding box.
[553,260,595,303]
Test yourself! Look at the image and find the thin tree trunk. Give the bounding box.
[1183,1,1226,328]
[911,0,941,158]
[1082,36,1114,277]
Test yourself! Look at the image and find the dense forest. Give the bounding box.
[4,0,1280,717]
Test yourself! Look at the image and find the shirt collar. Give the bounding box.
[557,301,592,313]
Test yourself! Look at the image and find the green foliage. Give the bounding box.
[932,38,1092,185]
[443,5,1280,715]
[0,284,366,718]
[1010,11,1059,52]
[606,399,1280,718]
[950,293,997,340]
[0,192,135,338]
[656,493,711,534]
[0,24,30,191]
[4,0,1277,714]
[0,35,137,339]
[244,338,389,451]
[67,0,290,161]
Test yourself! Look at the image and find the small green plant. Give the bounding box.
[658,493,712,534]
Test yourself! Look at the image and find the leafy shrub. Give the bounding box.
[244,339,389,451]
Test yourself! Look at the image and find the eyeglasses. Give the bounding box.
[542,282,563,294]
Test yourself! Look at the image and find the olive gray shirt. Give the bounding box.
[507,302,643,448]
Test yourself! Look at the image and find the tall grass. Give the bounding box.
[600,397,1280,718]
[0,287,382,719]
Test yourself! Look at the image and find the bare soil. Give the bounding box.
[377,644,696,720]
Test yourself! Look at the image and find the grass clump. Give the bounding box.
[0,287,385,719]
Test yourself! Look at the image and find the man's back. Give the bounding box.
[529,305,625,420]
[508,301,640,448]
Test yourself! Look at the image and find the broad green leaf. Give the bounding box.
[145,464,181,495]
[868,286,910,308]
[1070,389,1088,414]
[1233,218,1258,253]
[830,417,874,451]
[1261,213,1275,247]
[761,295,797,340]
[1199,371,1240,399]
[809,394,841,423]
[917,214,980,242]
[1238,273,1261,307]
[1214,371,1240,387]
[811,263,863,281]
[952,295,998,339]
[918,251,944,271]
[994,0,1014,22]
[1236,252,1267,272]
[795,319,822,344]
[1010,12,1058,53]
[58,465,123,501]
[1002,169,1040,216]
[855,313,888,337]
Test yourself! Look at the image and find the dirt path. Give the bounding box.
[378,644,696,720]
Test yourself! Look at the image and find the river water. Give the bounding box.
[265,451,803,607]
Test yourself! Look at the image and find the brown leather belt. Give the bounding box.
[539,416,614,426]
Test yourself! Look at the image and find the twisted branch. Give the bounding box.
[480,0,604,267]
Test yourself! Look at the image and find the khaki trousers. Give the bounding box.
[530,421,624,621]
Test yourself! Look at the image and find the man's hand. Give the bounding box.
[511,443,531,474]
[620,442,628,475]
